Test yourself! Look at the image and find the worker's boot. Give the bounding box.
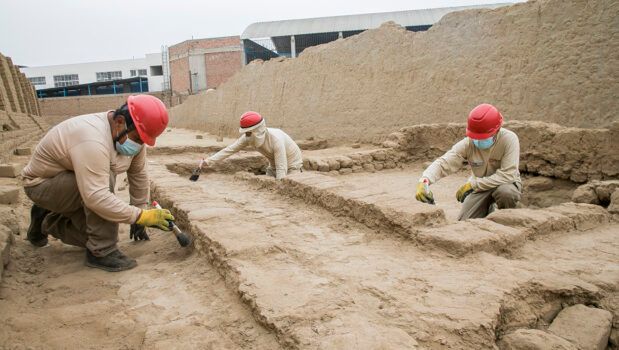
[85,249,137,272]
[27,204,50,247]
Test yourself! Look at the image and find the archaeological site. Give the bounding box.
[0,0,617,349]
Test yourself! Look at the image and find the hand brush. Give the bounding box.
[189,158,205,182]
[152,201,191,247]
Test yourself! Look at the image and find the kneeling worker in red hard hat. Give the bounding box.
[415,103,522,220]
[203,111,303,179]
[22,94,174,272]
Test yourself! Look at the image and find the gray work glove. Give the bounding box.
[130,224,150,241]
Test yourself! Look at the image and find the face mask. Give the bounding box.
[114,125,142,156]
[472,136,494,150]
[250,126,267,147]
[116,138,142,156]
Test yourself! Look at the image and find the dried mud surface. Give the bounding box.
[150,153,618,349]
[1,127,617,349]
[0,178,280,350]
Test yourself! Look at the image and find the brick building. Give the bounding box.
[168,36,242,94]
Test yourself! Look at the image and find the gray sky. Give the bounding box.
[0,0,522,67]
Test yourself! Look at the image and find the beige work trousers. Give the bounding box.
[24,171,119,257]
[457,183,522,221]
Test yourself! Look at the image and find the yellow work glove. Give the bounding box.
[136,209,175,231]
[456,182,474,203]
[415,178,435,204]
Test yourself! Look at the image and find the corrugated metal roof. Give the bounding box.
[241,3,514,39]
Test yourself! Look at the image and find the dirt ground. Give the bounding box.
[0,174,280,350]
[150,152,618,349]
[1,129,616,349]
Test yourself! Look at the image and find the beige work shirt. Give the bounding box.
[22,112,148,224]
[422,128,521,191]
[208,128,303,179]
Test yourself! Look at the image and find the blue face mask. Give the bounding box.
[115,136,142,156]
[472,136,494,150]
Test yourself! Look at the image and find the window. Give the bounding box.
[130,69,147,77]
[96,71,122,82]
[150,65,163,76]
[28,76,46,85]
[53,74,79,87]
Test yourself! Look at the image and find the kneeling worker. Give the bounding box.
[415,103,522,220]
[22,95,174,272]
[204,111,302,179]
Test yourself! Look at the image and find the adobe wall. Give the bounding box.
[38,92,167,124]
[0,52,46,161]
[389,121,619,183]
[0,53,40,116]
[169,0,618,144]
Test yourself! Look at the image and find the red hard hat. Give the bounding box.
[239,111,264,133]
[466,103,503,140]
[127,95,168,146]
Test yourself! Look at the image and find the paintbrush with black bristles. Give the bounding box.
[189,158,205,182]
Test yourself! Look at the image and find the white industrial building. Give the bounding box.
[241,3,514,64]
[21,52,168,97]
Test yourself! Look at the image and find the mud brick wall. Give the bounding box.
[38,92,167,123]
[0,53,41,116]
[391,121,619,183]
[0,52,46,162]
[169,0,618,143]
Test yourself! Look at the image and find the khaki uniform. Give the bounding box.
[422,128,522,220]
[22,112,149,256]
[208,127,303,179]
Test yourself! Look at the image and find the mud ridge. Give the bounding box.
[234,172,446,241]
[234,172,614,258]
[150,168,302,349]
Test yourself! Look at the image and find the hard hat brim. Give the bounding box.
[239,119,265,133]
[466,127,498,140]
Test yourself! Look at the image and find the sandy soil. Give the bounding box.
[153,128,236,148]
[148,158,618,349]
[1,129,615,349]
[0,180,279,350]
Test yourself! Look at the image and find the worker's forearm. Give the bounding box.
[471,169,519,191]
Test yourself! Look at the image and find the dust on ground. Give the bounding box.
[0,176,279,350]
[2,127,616,349]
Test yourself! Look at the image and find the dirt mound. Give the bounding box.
[170,0,618,143]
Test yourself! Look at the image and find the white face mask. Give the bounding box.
[250,125,267,147]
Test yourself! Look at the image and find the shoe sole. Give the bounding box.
[28,238,48,247]
[85,260,137,272]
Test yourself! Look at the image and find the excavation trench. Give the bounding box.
[148,158,618,349]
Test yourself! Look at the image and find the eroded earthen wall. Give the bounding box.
[38,92,168,125]
[0,52,47,161]
[390,121,619,182]
[169,0,619,143]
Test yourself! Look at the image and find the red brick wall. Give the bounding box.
[170,57,190,94]
[169,36,240,56]
[205,51,242,88]
[169,36,242,94]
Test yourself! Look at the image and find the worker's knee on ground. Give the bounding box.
[492,183,521,209]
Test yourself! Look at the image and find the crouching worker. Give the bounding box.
[22,95,174,272]
[204,111,302,179]
[415,103,522,220]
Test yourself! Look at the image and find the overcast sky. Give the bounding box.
[0,0,523,67]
